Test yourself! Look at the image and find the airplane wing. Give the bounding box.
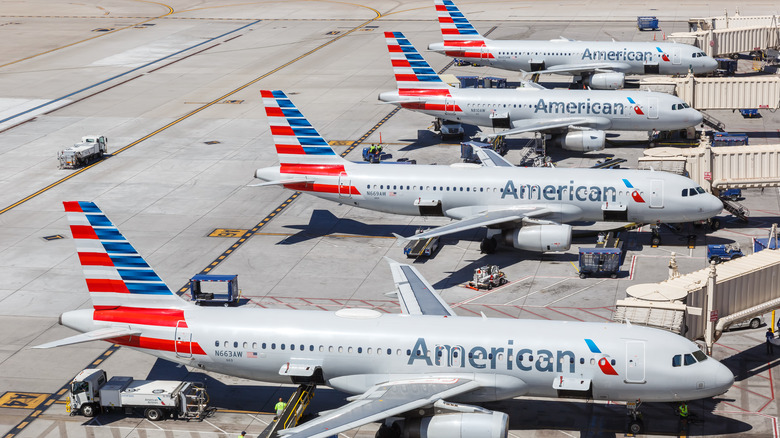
[395,207,552,242]
[485,117,611,138]
[388,261,456,316]
[474,147,514,167]
[530,62,632,76]
[278,377,480,438]
[32,327,142,349]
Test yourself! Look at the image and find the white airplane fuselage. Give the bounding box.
[379,87,702,133]
[62,306,733,403]
[257,165,723,225]
[429,40,718,75]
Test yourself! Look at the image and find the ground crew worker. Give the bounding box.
[767,328,775,354]
[368,144,376,154]
[238,431,246,438]
[274,397,287,419]
[677,402,689,419]
[376,144,383,154]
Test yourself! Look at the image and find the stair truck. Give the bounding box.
[67,368,210,421]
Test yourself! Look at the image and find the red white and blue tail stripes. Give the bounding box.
[435,0,486,46]
[385,32,451,97]
[64,201,184,310]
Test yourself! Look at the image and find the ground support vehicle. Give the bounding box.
[468,265,507,290]
[58,135,107,169]
[637,16,659,31]
[706,244,744,264]
[578,248,621,278]
[190,274,240,306]
[67,368,210,421]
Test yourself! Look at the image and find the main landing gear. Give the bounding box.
[480,237,498,254]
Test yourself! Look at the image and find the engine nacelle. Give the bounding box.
[502,224,572,252]
[403,412,509,438]
[584,72,625,90]
[552,131,606,152]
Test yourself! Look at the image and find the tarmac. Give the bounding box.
[1,1,780,437]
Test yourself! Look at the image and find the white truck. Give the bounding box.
[58,135,107,169]
[67,368,210,421]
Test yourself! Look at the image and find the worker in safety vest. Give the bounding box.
[274,397,287,419]
[238,431,246,438]
[677,402,689,419]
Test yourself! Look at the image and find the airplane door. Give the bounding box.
[481,46,493,65]
[650,179,664,208]
[672,47,682,64]
[175,321,192,358]
[444,97,456,115]
[338,172,351,199]
[647,98,658,119]
[625,341,646,383]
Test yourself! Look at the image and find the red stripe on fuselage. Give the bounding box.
[282,182,361,195]
[443,40,486,47]
[78,252,113,266]
[70,225,98,239]
[106,335,206,356]
[95,308,186,327]
[400,102,462,112]
[86,278,129,293]
[280,163,346,176]
[399,88,451,97]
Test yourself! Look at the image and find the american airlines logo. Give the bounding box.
[581,48,654,62]
[533,98,628,116]
[407,338,619,376]
[500,180,619,202]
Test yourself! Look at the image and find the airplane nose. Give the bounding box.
[711,361,735,395]
[705,193,724,217]
[690,109,703,126]
[705,57,719,73]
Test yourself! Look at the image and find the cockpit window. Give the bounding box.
[692,350,707,362]
[684,353,696,365]
[695,187,705,194]
[672,354,682,367]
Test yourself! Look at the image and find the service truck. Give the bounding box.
[67,368,210,421]
[58,135,107,169]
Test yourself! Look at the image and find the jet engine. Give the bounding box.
[402,412,509,438]
[583,72,625,90]
[502,224,572,252]
[551,130,606,152]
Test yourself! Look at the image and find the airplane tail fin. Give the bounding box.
[64,201,188,310]
[261,90,347,170]
[385,31,452,97]
[434,0,487,44]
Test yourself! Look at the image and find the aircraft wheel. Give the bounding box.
[80,403,98,417]
[628,419,644,434]
[710,218,721,231]
[651,235,661,246]
[480,237,497,254]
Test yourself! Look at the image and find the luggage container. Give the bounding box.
[190,274,240,306]
[578,248,621,278]
[457,75,480,88]
[637,16,659,31]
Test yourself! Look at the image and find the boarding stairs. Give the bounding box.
[701,111,726,131]
[721,198,750,222]
[262,383,317,438]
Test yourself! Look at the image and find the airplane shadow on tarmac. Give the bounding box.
[278,210,415,245]
[97,358,750,436]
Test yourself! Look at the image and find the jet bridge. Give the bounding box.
[638,135,780,194]
[617,248,780,353]
[671,12,780,58]
[639,73,780,111]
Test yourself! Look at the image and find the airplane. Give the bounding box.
[36,200,734,437]
[379,31,703,152]
[254,89,722,253]
[427,0,718,89]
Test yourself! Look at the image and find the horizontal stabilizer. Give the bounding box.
[249,177,312,187]
[32,326,141,349]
